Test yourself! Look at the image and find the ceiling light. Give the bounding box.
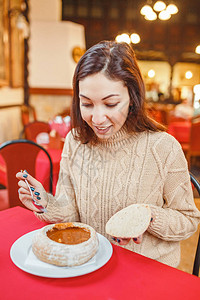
[195,45,200,54]
[159,10,171,20]
[145,11,157,21]
[116,33,141,45]
[185,71,193,79]
[130,33,141,44]
[115,33,131,44]
[140,5,153,16]
[166,4,178,14]
[140,1,178,21]
[148,69,156,78]
[153,1,166,12]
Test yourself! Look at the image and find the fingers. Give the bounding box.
[150,216,155,224]
[18,190,32,202]
[18,188,45,212]
[16,170,48,212]
[132,234,143,244]
[18,179,29,190]
[111,237,131,245]
[18,186,30,195]
[18,182,42,202]
[112,235,143,245]
[16,170,42,188]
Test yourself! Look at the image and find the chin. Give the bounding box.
[96,131,115,140]
[97,135,110,140]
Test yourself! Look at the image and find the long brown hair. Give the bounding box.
[71,41,164,144]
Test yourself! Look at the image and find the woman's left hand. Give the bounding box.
[111,216,154,245]
[112,235,143,245]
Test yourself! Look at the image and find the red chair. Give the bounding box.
[20,121,51,141]
[190,173,200,276]
[168,115,190,123]
[167,121,191,151]
[20,104,37,126]
[0,139,53,210]
[187,120,200,169]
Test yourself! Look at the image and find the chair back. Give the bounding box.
[186,120,200,169]
[190,121,200,152]
[190,173,200,276]
[22,121,51,141]
[0,139,53,208]
[21,104,37,126]
[168,116,189,123]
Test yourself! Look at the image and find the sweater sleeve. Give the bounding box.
[35,132,80,223]
[147,141,200,241]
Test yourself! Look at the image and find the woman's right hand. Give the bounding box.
[16,170,48,212]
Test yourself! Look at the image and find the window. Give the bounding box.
[63,0,75,17]
[77,0,88,17]
[109,3,119,20]
[91,0,102,18]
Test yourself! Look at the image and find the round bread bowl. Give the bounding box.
[32,222,99,267]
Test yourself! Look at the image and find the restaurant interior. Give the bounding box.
[0,0,200,277]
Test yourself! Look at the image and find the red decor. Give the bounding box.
[167,121,191,153]
[186,120,200,169]
[0,148,62,196]
[167,121,191,144]
[49,119,71,138]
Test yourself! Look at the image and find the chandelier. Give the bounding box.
[140,1,178,21]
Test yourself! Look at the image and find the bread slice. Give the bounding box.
[105,204,151,238]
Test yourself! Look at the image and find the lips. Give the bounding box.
[96,126,109,130]
[93,125,112,135]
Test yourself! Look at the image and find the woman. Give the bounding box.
[17,41,200,267]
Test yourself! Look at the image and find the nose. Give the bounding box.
[92,107,107,125]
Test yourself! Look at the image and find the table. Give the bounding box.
[49,118,71,138]
[1,206,200,300]
[0,148,62,195]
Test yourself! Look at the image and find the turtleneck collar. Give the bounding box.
[95,126,139,149]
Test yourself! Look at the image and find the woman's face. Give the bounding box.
[79,73,130,140]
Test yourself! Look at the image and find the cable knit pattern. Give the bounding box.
[36,128,200,267]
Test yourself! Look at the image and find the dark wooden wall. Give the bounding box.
[62,0,200,65]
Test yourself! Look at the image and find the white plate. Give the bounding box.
[10,229,113,278]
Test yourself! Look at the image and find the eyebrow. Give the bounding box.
[79,94,120,101]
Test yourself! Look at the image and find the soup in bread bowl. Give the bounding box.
[32,222,99,267]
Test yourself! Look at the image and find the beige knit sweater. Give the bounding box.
[36,128,200,267]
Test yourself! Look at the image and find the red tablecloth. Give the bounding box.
[0,148,62,195]
[1,207,200,300]
[49,120,71,138]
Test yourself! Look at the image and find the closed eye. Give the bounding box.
[80,103,119,108]
[106,103,118,108]
[81,103,93,107]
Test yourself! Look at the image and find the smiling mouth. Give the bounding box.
[96,126,110,130]
[93,125,112,134]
